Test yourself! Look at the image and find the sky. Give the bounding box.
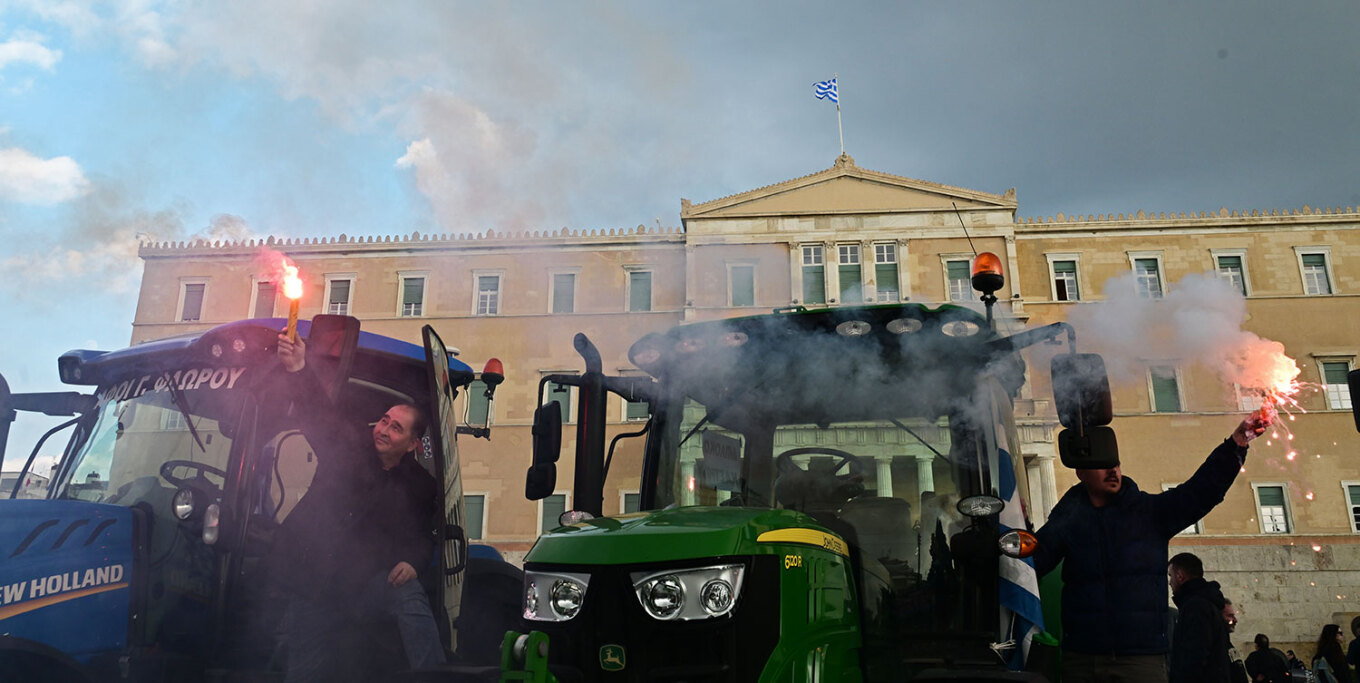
[2,1,1358,473]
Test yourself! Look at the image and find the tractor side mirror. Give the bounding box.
[526,403,562,500]
[1051,353,1113,429]
[1058,425,1120,469]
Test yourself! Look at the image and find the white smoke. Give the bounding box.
[1067,271,1298,391]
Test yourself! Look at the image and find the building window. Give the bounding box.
[1149,366,1182,413]
[1253,484,1291,534]
[546,379,572,424]
[179,280,207,321]
[466,380,490,426]
[621,491,641,514]
[325,277,353,315]
[1235,384,1264,412]
[729,264,755,307]
[874,243,899,302]
[838,244,862,303]
[946,259,971,302]
[625,398,649,421]
[400,275,425,317]
[1297,249,1334,295]
[1161,483,1201,534]
[801,245,826,304]
[1321,360,1353,410]
[252,280,277,319]
[1214,253,1248,296]
[160,409,187,431]
[551,273,576,314]
[475,274,500,316]
[464,494,485,540]
[1132,256,1163,298]
[1344,482,1360,533]
[1049,258,1080,302]
[628,270,652,312]
[540,493,568,534]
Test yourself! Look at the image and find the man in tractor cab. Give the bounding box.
[1032,416,1263,683]
[271,334,447,682]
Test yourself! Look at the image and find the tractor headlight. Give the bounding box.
[631,564,744,621]
[550,578,585,618]
[523,571,590,622]
[638,575,683,620]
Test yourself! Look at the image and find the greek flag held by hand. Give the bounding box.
[993,382,1043,670]
[814,77,838,103]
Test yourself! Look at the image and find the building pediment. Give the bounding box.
[681,154,1016,220]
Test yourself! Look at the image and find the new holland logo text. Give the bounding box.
[0,564,128,621]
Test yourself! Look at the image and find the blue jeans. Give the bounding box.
[284,572,447,683]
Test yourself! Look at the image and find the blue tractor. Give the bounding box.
[0,316,521,682]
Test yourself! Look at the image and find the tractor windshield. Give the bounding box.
[651,387,1016,673]
[54,368,246,507]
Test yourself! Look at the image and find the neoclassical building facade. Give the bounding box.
[134,154,1358,649]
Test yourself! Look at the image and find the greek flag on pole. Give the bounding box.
[995,385,1043,670]
[814,77,838,103]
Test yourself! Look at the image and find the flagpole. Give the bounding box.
[835,73,844,155]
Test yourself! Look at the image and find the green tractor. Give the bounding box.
[508,255,1116,682]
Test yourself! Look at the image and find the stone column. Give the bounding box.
[824,241,839,303]
[1037,454,1058,519]
[876,456,894,497]
[897,239,911,302]
[915,454,935,495]
[860,240,874,304]
[789,241,803,305]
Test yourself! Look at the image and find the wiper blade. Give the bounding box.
[888,417,946,459]
[167,384,207,454]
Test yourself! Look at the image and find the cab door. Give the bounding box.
[420,325,471,652]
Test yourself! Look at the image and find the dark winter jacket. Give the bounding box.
[1032,437,1245,655]
[1169,577,1232,683]
[1246,647,1290,683]
[268,366,439,601]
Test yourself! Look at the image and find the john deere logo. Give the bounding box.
[599,644,626,671]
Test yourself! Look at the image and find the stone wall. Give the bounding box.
[1187,543,1360,662]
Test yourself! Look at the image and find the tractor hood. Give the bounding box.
[525,506,844,566]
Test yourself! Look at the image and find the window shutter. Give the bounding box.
[542,494,566,533]
[876,263,898,295]
[182,284,205,321]
[802,267,825,304]
[1323,362,1349,384]
[467,380,490,425]
[838,265,862,302]
[731,266,755,307]
[464,495,485,540]
[629,272,652,312]
[552,273,575,313]
[1257,486,1285,506]
[1151,369,1181,412]
[254,282,276,318]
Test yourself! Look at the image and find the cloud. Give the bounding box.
[393,92,544,231]
[0,147,90,204]
[0,177,260,300]
[0,32,62,70]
